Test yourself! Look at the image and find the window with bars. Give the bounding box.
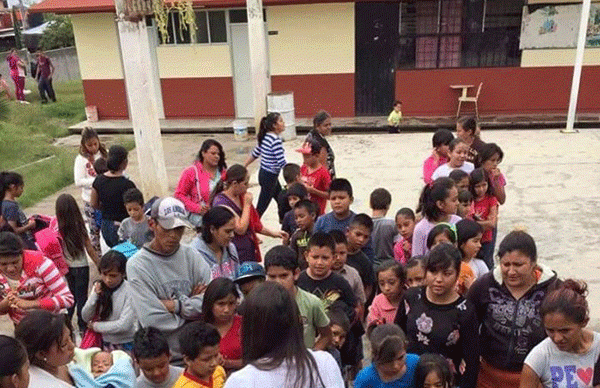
[397,0,524,69]
[160,10,227,45]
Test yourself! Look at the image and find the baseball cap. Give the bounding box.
[234,262,266,283]
[150,197,192,229]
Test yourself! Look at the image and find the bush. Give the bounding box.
[39,15,74,51]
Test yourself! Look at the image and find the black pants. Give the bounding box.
[101,219,120,248]
[38,77,56,102]
[256,168,282,217]
[66,266,89,333]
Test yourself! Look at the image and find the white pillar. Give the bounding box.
[564,0,591,133]
[115,1,169,198]
[246,0,270,131]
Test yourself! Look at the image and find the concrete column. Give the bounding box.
[114,0,169,198]
[565,0,591,133]
[246,0,270,131]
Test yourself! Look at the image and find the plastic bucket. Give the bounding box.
[85,106,98,122]
[233,120,248,142]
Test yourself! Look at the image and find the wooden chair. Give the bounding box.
[456,82,482,119]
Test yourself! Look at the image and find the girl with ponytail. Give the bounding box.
[243,112,287,217]
[0,171,36,250]
[412,177,460,256]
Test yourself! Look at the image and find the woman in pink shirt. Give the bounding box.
[175,139,226,227]
[0,231,74,324]
[6,49,27,103]
[423,129,454,184]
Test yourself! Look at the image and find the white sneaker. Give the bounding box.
[19,100,30,104]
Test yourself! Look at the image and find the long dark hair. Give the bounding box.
[202,206,235,244]
[197,139,226,171]
[0,171,23,200]
[414,353,454,388]
[257,112,281,145]
[0,335,28,377]
[79,127,108,159]
[242,282,325,388]
[96,251,127,321]
[14,310,72,368]
[416,177,456,222]
[201,277,239,324]
[209,164,247,205]
[469,168,492,197]
[55,193,88,258]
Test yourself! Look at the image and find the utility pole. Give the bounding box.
[246,0,269,131]
[114,0,169,198]
[563,0,591,133]
[17,0,31,64]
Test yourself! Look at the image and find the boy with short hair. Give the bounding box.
[457,190,474,219]
[281,182,308,236]
[134,327,183,388]
[329,230,366,318]
[369,188,397,261]
[297,140,331,216]
[449,169,469,192]
[264,245,331,350]
[387,100,402,133]
[423,128,454,184]
[233,262,265,297]
[118,188,153,248]
[313,178,355,234]
[173,321,226,388]
[345,214,376,302]
[276,163,301,223]
[289,199,317,269]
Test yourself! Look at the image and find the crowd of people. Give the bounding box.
[4,48,57,104]
[0,111,598,388]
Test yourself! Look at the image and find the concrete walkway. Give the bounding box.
[2,128,600,335]
[69,113,600,134]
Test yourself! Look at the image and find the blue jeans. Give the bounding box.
[256,169,282,217]
[101,219,120,248]
[480,240,495,270]
[66,266,89,333]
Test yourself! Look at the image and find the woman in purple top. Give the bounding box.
[412,177,461,256]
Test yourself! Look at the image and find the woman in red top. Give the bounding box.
[175,139,226,227]
[211,164,287,262]
[202,277,242,372]
[6,49,27,103]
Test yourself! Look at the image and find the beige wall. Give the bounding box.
[156,45,232,78]
[267,3,355,75]
[522,48,600,66]
[72,13,123,80]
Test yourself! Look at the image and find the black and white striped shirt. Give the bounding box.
[251,132,286,174]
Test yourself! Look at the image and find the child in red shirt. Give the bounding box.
[297,140,331,215]
[469,168,498,270]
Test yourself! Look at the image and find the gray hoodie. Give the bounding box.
[126,243,211,362]
[191,237,240,280]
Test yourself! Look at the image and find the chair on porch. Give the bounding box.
[456,82,483,119]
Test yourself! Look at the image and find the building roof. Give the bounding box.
[31,0,395,14]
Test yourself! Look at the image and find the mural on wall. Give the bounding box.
[520,4,600,49]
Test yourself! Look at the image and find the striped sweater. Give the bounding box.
[251,132,286,174]
[0,250,74,324]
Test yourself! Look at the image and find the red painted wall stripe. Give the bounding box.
[82,79,129,119]
[160,77,235,118]
[271,73,355,117]
[395,66,600,116]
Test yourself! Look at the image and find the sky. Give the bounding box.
[7,0,43,7]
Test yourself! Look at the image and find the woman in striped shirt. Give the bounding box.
[244,112,287,216]
[0,231,74,324]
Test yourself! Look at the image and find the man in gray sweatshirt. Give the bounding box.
[127,197,211,364]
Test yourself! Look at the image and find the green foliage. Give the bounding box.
[39,14,75,51]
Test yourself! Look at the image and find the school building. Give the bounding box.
[31,0,600,120]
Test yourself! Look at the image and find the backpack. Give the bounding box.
[34,218,69,276]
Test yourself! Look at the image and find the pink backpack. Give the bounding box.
[34,218,69,276]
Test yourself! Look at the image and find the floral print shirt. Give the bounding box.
[394,286,480,388]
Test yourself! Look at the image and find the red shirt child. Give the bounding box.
[297,141,331,215]
[473,195,498,242]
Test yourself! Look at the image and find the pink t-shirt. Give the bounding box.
[412,215,462,256]
[473,195,498,243]
[367,293,399,326]
[423,153,449,184]
[393,237,411,264]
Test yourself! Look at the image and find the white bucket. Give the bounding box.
[85,105,98,122]
[267,92,296,141]
[233,120,248,142]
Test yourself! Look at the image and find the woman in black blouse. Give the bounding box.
[395,243,480,388]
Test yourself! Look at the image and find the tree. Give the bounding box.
[39,14,74,50]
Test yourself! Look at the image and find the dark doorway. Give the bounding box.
[355,2,399,116]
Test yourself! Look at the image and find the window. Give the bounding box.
[397,0,524,68]
[160,10,227,44]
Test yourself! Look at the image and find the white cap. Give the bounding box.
[150,197,192,229]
